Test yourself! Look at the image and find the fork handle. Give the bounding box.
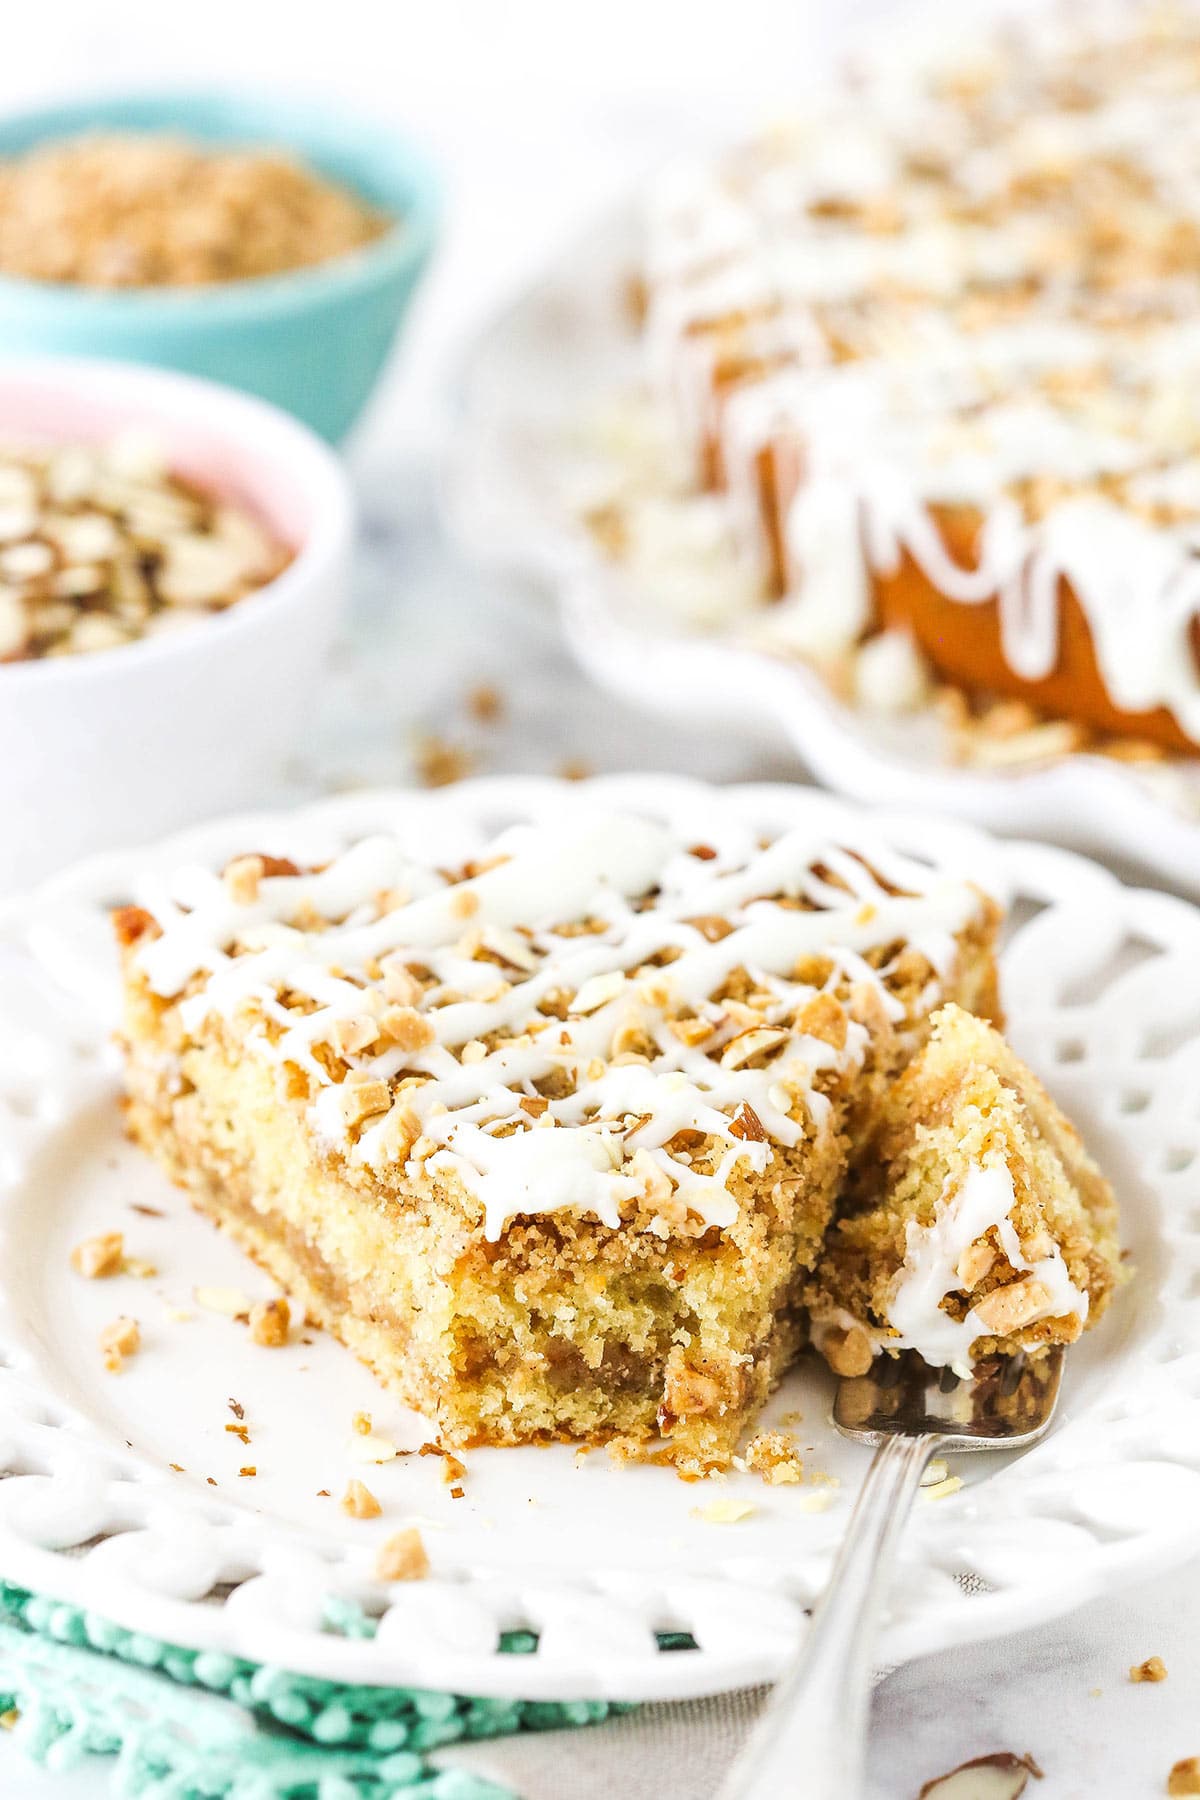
[718,1431,941,1800]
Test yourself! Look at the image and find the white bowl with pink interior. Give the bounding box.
[0,357,352,892]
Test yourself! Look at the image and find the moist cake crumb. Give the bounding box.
[248,1296,291,1347]
[743,1430,804,1486]
[1131,1657,1168,1684]
[1169,1761,1200,1797]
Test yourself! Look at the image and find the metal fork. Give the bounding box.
[718,1349,1065,1800]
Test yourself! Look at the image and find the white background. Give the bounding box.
[2,2,1199,1795]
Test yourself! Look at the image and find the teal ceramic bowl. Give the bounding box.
[0,93,440,441]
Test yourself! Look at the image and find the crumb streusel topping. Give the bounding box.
[0,432,292,662]
[129,811,986,1243]
[0,133,388,288]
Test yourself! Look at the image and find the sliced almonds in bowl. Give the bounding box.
[0,428,292,662]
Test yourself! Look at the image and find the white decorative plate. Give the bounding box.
[1,776,1199,1702]
[448,212,1200,899]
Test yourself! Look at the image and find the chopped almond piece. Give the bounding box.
[729,1103,767,1142]
[71,1231,125,1279]
[248,1297,290,1347]
[100,1315,140,1372]
[342,1479,382,1519]
[375,1527,430,1582]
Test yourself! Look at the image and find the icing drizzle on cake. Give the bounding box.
[642,5,1200,742]
[133,811,985,1241]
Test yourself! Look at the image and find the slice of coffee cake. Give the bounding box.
[116,804,999,1472]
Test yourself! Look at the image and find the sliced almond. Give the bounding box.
[721,1026,789,1070]
[571,971,626,1015]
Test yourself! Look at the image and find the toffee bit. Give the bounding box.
[99,1315,140,1371]
[72,1231,125,1279]
[342,1479,382,1520]
[375,1527,430,1582]
[466,682,504,723]
[224,1422,251,1445]
[414,734,473,789]
[238,1466,257,1478]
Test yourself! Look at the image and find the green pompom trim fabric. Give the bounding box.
[0,1580,647,1798]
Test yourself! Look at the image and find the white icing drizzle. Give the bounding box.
[886,1159,1088,1377]
[133,810,986,1242]
[641,6,1200,741]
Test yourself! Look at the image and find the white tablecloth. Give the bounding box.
[2,2,1198,1792]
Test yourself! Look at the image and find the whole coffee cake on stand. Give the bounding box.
[630,5,1200,759]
